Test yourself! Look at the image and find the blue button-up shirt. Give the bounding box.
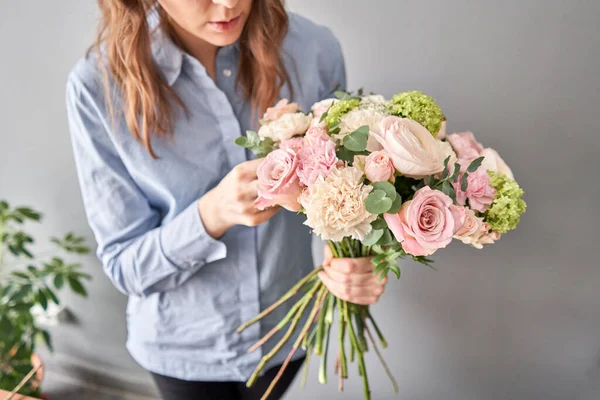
[66,11,346,381]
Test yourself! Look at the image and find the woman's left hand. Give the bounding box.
[318,244,388,305]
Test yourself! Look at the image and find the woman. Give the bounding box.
[66,1,387,399]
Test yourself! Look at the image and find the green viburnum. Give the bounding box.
[389,91,444,136]
[485,171,526,234]
[324,99,360,131]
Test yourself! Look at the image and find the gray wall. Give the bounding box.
[1,1,599,399]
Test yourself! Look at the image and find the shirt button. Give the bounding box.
[223,69,232,77]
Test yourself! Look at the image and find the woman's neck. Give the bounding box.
[169,22,219,81]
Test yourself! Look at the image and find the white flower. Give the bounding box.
[360,95,386,106]
[371,116,456,178]
[301,166,377,241]
[336,108,387,152]
[258,112,312,142]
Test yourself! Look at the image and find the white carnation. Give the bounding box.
[301,166,377,242]
[336,108,387,152]
[258,112,312,142]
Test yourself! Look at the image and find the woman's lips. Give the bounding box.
[208,15,241,32]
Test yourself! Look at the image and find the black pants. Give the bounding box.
[151,357,305,400]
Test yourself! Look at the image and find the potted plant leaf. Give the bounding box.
[0,200,91,399]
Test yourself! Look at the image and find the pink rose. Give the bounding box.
[476,225,501,246]
[384,186,462,256]
[453,167,496,212]
[297,135,338,186]
[453,207,486,246]
[480,148,515,180]
[364,151,395,183]
[280,137,304,153]
[255,148,302,211]
[446,132,484,160]
[371,116,456,178]
[262,99,299,122]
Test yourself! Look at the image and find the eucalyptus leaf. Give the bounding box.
[450,163,461,182]
[387,194,403,214]
[343,126,369,152]
[362,229,384,246]
[377,229,394,246]
[336,147,355,163]
[365,190,393,214]
[371,182,397,201]
[461,172,469,191]
[371,218,388,230]
[467,156,485,173]
[234,136,248,147]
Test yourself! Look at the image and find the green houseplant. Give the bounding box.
[0,200,91,398]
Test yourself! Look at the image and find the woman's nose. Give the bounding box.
[212,0,239,9]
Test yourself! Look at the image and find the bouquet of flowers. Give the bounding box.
[235,90,526,400]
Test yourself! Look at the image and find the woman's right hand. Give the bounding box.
[198,159,280,239]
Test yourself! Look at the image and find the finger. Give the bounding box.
[329,257,374,274]
[248,206,280,225]
[347,296,380,306]
[322,266,376,287]
[323,244,333,266]
[318,271,383,302]
[238,180,259,201]
[238,159,264,179]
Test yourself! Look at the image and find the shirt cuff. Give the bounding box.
[159,201,227,269]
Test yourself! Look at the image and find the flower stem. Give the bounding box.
[337,297,348,379]
[301,343,312,389]
[237,266,323,333]
[357,349,371,400]
[259,287,328,399]
[247,282,322,387]
[319,296,335,384]
[247,287,315,353]
[315,294,331,355]
[367,310,388,348]
[343,301,358,363]
[365,324,398,393]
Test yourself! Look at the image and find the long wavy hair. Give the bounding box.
[92,0,291,158]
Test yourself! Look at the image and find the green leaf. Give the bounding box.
[336,147,354,163]
[372,253,388,264]
[0,200,9,212]
[246,130,260,146]
[319,109,329,123]
[371,182,397,201]
[27,265,38,275]
[37,289,48,310]
[54,274,64,289]
[44,287,59,305]
[40,329,53,352]
[19,246,34,259]
[387,194,403,214]
[461,172,469,191]
[450,163,461,182]
[343,126,369,152]
[10,284,32,303]
[12,303,33,313]
[68,277,87,297]
[371,218,388,230]
[377,229,394,246]
[440,166,450,181]
[467,156,485,173]
[365,190,393,214]
[234,136,248,147]
[390,265,401,280]
[8,244,19,256]
[362,229,384,246]
[334,90,351,100]
[11,271,30,280]
[0,316,13,335]
[443,155,451,169]
[16,207,42,221]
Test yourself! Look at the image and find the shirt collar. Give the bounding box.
[148,7,183,86]
[148,7,241,87]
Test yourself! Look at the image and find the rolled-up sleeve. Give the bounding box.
[66,73,226,297]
